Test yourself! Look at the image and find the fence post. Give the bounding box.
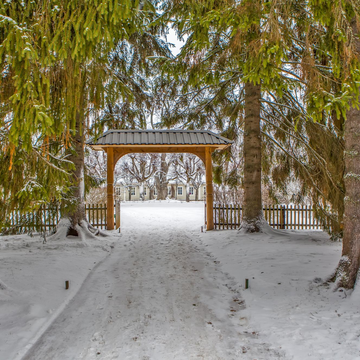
[280,205,286,229]
[115,200,120,229]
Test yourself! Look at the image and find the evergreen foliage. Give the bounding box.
[0,0,170,230]
[159,0,347,231]
[304,0,360,289]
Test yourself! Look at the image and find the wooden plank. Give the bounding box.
[215,204,218,229]
[230,204,233,229]
[226,204,229,230]
[280,205,284,229]
[96,204,99,228]
[222,204,225,230]
[229,204,231,229]
[293,205,296,229]
[213,204,215,229]
[264,205,267,224]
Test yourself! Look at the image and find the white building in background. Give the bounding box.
[115,182,206,202]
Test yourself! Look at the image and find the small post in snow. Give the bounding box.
[245,279,249,289]
[65,280,70,290]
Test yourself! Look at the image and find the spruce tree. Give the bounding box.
[0,1,169,236]
[306,0,360,289]
[163,0,314,232]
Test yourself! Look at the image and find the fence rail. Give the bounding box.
[211,204,332,231]
[1,204,108,234]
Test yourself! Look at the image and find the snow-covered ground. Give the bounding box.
[1,201,359,360]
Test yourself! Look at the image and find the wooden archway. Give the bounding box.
[87,130,233,231]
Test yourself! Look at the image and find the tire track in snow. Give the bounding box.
[23,226,283,360]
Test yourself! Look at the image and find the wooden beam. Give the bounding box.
[205,147,214,230]
[114,149,130,165]
[107,147,114,230]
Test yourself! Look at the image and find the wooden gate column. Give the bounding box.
[205,147,214,230]
[107,147,114,230]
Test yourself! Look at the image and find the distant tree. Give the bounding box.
[119,154,157,200]
[171,154,204,202]
[191,164,205,201]
[154,153,172,200]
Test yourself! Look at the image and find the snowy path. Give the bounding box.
[23,204,283,360]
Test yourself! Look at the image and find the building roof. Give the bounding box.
[87,129,233,150]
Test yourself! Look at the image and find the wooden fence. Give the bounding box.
[2,202,333,235]
[210,204,332,230]
[1,204,108,234]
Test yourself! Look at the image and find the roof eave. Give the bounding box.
[87,143,231,151]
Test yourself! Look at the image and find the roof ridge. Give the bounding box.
[101,129,231,137]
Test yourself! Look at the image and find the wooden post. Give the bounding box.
[205,147,214,230]
[280,205,285,229]
[115,200,120,229]
[107,148,114,230]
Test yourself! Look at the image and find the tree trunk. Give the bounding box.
[155,176,161,199]
[334,19,360,289]
[157,153,169,200]
[195,187,199,201]
[53,93,106,239]
[65,104,86,235]
[149,188,153,200]
[240,81,263,232]
[139,182,144,201]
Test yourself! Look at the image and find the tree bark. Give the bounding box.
[149,188,153,200]
[156,153,169,200]
[65,103,86,234]
[240,81,263,232]
[54,93,106,238]
[334,19,360,289]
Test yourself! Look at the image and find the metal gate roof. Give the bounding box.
[87,129,233,150]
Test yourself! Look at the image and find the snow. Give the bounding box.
[1,202,359,360]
